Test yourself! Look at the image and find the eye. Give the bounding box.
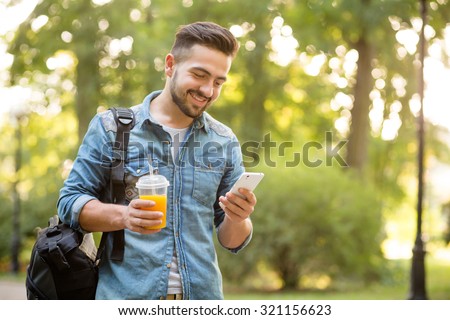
[193,72,205,79]
[214,80,225,87]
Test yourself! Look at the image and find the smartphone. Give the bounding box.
[230,172,265,199]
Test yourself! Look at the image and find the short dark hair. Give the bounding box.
[171,21,239,61]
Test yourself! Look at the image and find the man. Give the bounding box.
[57,21,257,299]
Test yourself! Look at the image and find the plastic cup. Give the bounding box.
[135,174,170,229]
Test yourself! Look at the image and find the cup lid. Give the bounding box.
[136,174,170,189]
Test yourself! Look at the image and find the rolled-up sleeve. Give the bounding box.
[214,136,248,253]
[57,114,113,232]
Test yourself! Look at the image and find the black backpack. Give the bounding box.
[26,216,99,299]
[25,107,134,299]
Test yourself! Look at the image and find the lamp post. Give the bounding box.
[408,0,428,300]
[9,87,31,274]
[11,113,22,273]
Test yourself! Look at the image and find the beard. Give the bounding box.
[169,71,212,119]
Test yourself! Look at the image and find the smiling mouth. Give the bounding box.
[189,90,210,105]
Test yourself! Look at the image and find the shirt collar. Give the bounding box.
[141,90,161,126]
[141,90,208,133]
[193,113,208,132]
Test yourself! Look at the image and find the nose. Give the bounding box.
[199,82,214,99]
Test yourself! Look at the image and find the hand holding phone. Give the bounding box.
[219,172,263,216]
[229,172,264,199]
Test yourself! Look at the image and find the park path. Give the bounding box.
[0,280,26,299]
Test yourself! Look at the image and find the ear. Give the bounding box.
[165,54,175,77]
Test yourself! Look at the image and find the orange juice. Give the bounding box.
[139,194,167,229]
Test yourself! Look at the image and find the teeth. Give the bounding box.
[191,92,206,102]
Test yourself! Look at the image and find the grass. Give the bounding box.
[224,256,450,300]
[1,254,449,300]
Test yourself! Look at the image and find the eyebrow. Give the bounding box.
[191,66,227,82]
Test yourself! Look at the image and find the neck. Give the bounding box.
[150,89,194,129]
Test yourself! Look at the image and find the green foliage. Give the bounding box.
[0,110,77,260]
[2,0,450,287]
[218,164,385,290]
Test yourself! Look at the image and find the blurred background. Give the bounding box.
[0,0,449,299]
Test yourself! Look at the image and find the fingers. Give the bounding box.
[234,188,257,206]
[131,198,156,210]
[126,199,163,234]
[219,188,256,222]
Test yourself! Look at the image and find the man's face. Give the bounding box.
[168,44,232,119]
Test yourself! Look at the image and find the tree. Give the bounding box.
[290,0,450,168]
[3,0,450,290]
[218,163,385,290]
[7,0,180,141]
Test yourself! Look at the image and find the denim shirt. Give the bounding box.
[57,91,249,299]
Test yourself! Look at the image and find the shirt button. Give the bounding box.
[136,169,141,174]
[166,263,171,268]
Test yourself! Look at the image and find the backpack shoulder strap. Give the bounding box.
[98,107,135,262]
[110,107,135,192]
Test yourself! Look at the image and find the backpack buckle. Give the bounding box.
[115,108,133,125]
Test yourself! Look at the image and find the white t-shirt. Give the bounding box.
[162,125,189,295]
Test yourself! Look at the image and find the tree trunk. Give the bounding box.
[275,247,299,290]
[240,21,271,148]
[346,36,373,173]
[74,2,100,142]
[75,56,99,142]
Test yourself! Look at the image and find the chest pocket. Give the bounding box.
[124,143,151,203]
[192,158,226,207]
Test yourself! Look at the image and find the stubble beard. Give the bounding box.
[169,72,211,119]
